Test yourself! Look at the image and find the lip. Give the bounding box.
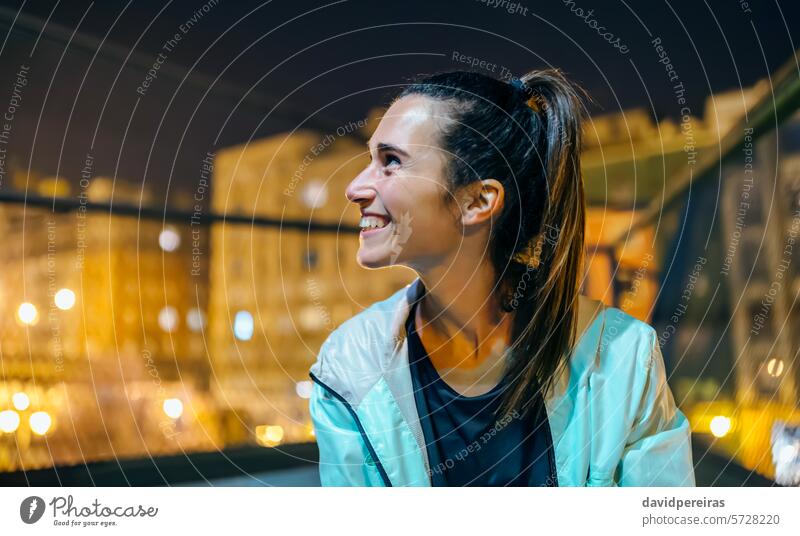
[361,211,391,223]
[360,220,392,237]
[359,211,392,237]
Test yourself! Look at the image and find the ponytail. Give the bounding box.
[498,69,587,417]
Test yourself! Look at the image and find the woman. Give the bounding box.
[308,69,695,486]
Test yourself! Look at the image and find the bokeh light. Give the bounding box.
[17,302,38,325]
[158,306,179,333]
[163,398,184,419]
[54,288,76,310]
[12,392,30,411]
[233,310,254,341]
[710,416,732,438]
[0,410,20,433]
[159,227,181,252]
[255,425,284,447]
[29,411,52,436]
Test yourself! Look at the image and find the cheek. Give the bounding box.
[394,173,450,212]
[381,171,457,245]
[405,194,460,248]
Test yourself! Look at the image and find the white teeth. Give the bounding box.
[360,216,390,229]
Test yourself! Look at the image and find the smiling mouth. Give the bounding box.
[359,214,392,233]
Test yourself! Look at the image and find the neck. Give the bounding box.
[414,254,512,367]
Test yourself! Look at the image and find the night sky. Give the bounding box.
[0,0,798,206]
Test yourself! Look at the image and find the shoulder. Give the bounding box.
[309,282,412,402]
[589,305,661,402]
[598,306,658,363]
[321,283,408,355]
[572,297,659,385]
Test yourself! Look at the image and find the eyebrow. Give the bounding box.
[371,142,411,158]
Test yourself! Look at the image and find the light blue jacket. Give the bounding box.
[309,278,695,486]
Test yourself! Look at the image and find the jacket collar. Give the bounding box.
[386,277,426,363]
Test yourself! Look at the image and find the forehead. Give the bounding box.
[370,95,444,148]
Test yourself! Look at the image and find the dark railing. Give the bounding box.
[0,189,359,233]
[0,443,320,486]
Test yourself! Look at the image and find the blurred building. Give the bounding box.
[692,104,800,480]
[0,173,218,472]
[581,81,771,319]
[578,77,800,482]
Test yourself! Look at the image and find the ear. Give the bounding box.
[460,179,505,227]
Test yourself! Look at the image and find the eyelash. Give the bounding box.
[367,153,401,168]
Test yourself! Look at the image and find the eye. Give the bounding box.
[383,153,401,167]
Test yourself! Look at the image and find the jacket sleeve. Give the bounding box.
[615,329,696,486]
[309,373,387,486]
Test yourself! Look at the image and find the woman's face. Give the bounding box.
[345,95,463,271]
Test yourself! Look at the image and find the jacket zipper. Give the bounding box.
[309,372,393,487]
[543,412,559,487]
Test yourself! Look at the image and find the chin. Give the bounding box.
[356,250,392,269]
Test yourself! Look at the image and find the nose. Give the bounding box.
[345,164,376,207]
